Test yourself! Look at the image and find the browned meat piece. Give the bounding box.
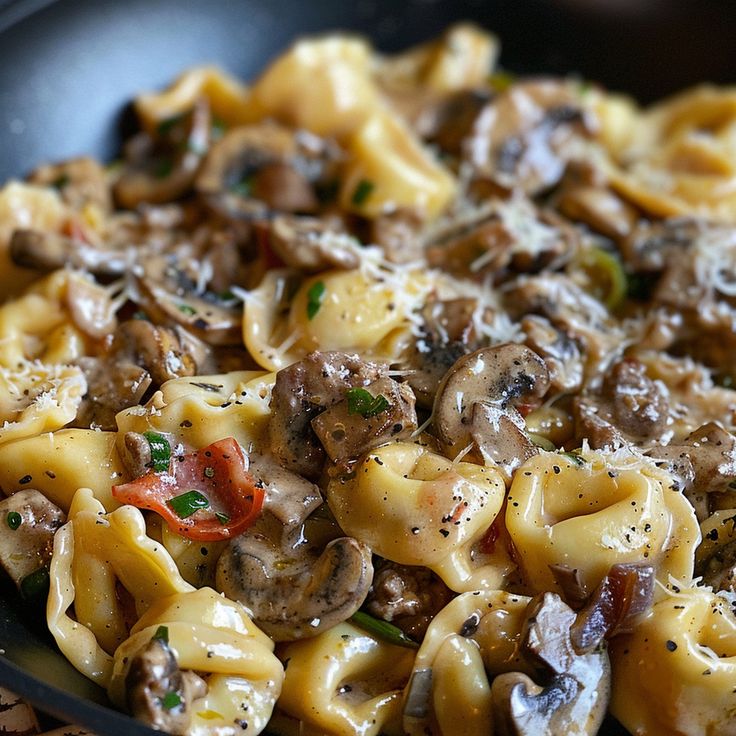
[266,214,359,272]
[269,352,383,479]
[125,637,207,734]
[521,315,583,394]
[0,490,65,589]
[368,208,425,264]
[574,359,670,449]
[655,422,736,521]
[29,156,112,212]
[365,562,453,640]
[311,376,418,464]
[464,80,597,195]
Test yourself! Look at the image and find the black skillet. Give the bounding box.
[0,0,735,732]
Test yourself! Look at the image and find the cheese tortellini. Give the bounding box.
[108,588,283,736]
[326,442,507,591]
[277,622,415,736]
[505,449,699,595]
[609,586,736,736]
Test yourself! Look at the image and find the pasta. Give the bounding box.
[2,20,736,736]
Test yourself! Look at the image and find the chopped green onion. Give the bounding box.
[6,511,21,530]
[161,691,182,710]
[132,310,149,321]
[574,247,627,310]
[306,280,326,321]
[350,611,418,649]
[52,173,70,190]
[351,179,374,206]
[345,388,390,418]
[528,433,556,451]
[215,512,230,525]
[230,174,254,198]
[152,625,169,643]
[211,118,227,140]
[167,490,210,519]
[143,431,171,473]
[560,451,586,467]
[20,567,50,601]
[488,70,516,92]
[178,303,196,316]
[157,112,186,136]
[154,158,174,179]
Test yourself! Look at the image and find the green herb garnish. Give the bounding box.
[230,174,254,198]
[351,179,374,206]
[215,512,230,525]
[51,173,70,190]
[345,388,390,418]
[306,280,326,320]
[161,691,182,710]
[143,431,171,473]
[528,433,556,451]
[152,625,169,643]
[350,611,418,649]
[154,157,174,179]
[211,117,227,140]
[167,490,210,519]
[560,450,586,467]
[20,567,50,601]
[178,304,196,316]
[6,511,21,530]
[157,112,186,137]
[132,310,149,321]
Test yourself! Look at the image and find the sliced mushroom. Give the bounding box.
[29,156,112,212]
[9,228,130,278]
[433,344,549,476]
[368,208,425,264]
[0,489,65,589]
[269,351,383,479]
[125,636,207,735]
[114,97,211,209]
[311,376,418,465]
[491,592,610,736]
[216,530,373,641]
[465,80,596,195]
[265,214,360,272]
[196,123,337,214]
[133,267,242,346]
[72,357,151,431]
[112,320,197,386]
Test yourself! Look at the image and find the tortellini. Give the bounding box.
[0,270,93,367]
[0,362,86,447]
[505,449,699,595]
[326,442,507,591]
[0,428,123,511]
[277,622,415,736]
[108,588,283,736]
[47,488,193,685]
[403,590,531,736]
[115,369,274,453]
[609,586,736,735]
[0,181,66,297]
[244,266,429,371]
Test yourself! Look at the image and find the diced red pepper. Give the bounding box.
[112,437,264,541]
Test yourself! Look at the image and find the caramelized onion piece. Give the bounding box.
[571,563,655,653]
